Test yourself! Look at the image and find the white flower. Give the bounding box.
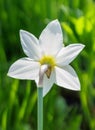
[8,19,85,97]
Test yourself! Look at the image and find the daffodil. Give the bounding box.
[8,19,85,97]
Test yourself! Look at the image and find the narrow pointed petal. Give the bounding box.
[20,30,42,60]
[43,70,55,97]
[55,65,80,90]
[39,20,63,56]
[7,58,40,80]
[56,44,85,66]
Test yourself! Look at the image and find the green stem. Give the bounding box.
[37,87,43,130]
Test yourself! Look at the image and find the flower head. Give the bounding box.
[8,20,85,97]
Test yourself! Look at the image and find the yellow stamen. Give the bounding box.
[39,56,56,78]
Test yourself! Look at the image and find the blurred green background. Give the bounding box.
[0,0,95,130]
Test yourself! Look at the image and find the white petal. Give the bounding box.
[39,20,63,56]
[7,58,40,80]
[20,30,42,60]
[38,64,48,87]
[55,65,80,90]
[43,70,55,97]
[56,44,85,66]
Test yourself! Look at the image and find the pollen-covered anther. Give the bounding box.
[45,66,52,78]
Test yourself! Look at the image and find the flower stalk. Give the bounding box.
[37,87,43,130]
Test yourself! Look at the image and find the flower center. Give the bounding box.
[39,56,56,78]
